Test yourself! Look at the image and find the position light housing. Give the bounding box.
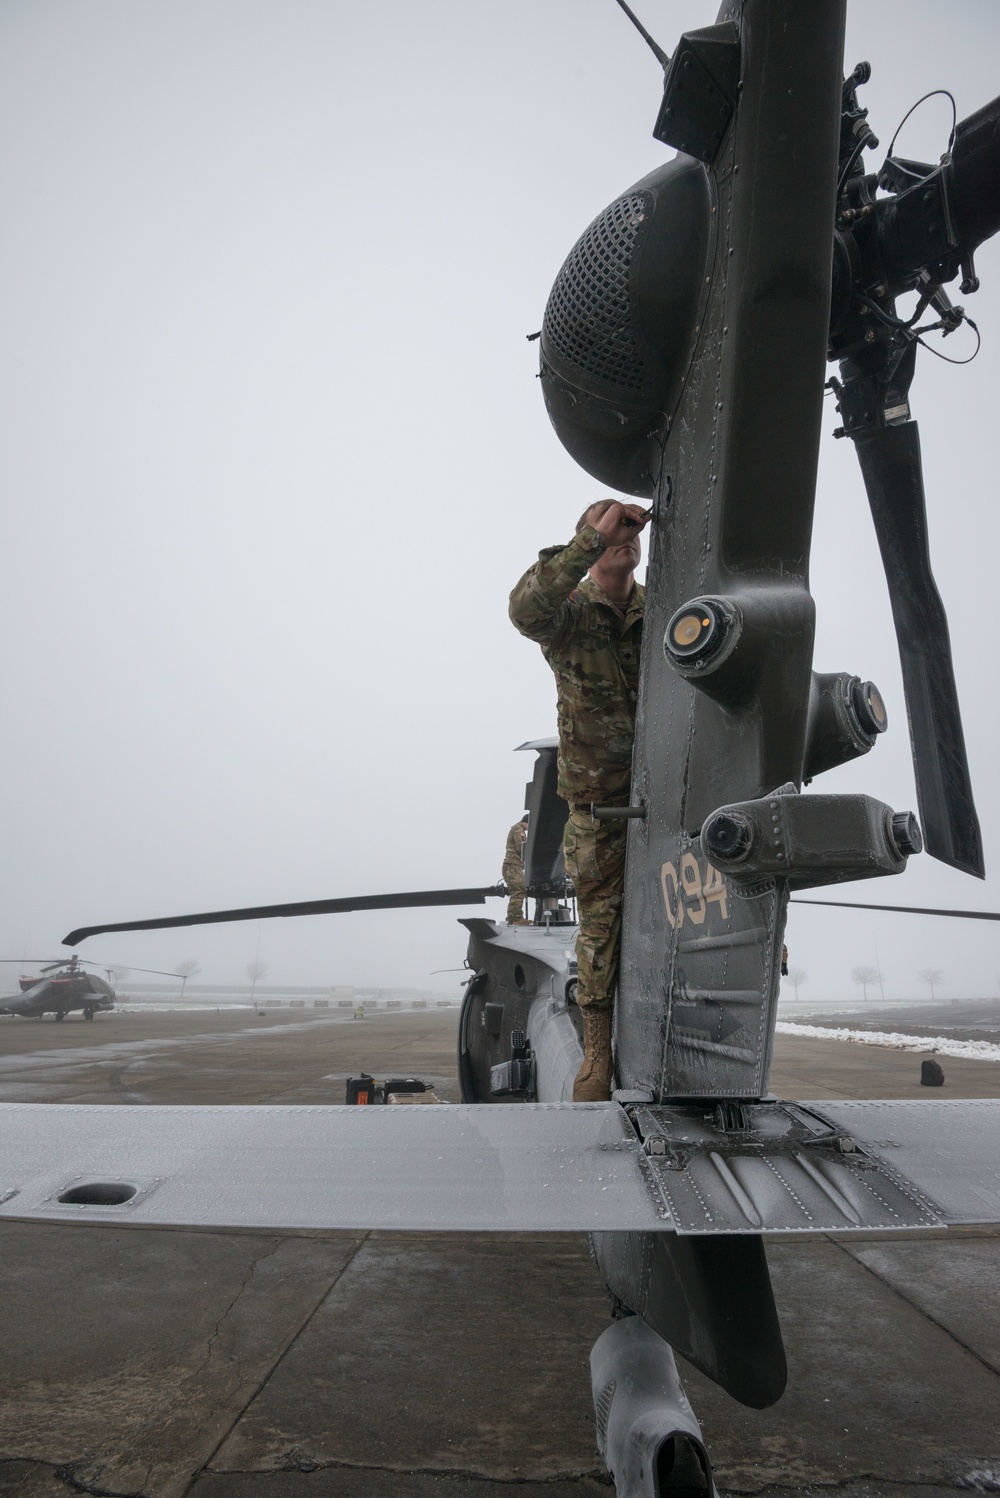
[852,679,888,738]
[668,606,717,657]
[663,598,738,674]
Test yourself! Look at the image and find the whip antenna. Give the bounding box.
[612,0,670,70]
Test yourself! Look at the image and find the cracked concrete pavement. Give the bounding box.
[0,1007,997,1497]
[0,1221,366,1497]
[678,1232,1000,1494]
[207,1233,610,1485]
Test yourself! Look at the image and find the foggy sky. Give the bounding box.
[1,0,999,1004]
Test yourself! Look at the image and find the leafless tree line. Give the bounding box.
[782,964,950,1002]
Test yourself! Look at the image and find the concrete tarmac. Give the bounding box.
[0,1007,997,1498]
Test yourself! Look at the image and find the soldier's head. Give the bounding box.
[521,813,529,826]
[577,499,614,532]
[578,499,642,576]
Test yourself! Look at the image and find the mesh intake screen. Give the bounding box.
[543,194,650,392]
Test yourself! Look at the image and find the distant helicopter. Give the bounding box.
[6,3,1000,1495]
[0,956,181,1021]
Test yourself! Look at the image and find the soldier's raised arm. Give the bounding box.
[508,501,648,644]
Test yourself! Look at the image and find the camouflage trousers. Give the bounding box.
[503,859,526,923]
[562,806,628,1012]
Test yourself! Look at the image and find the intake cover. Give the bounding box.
[540,154,711,497]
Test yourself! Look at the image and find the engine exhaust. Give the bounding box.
[590,1317,717,1497]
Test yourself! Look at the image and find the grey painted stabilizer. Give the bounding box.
[1,1098,998,1235]
[591,1317,718,1497]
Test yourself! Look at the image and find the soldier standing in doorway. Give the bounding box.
[503,814,529,924]
[509,499,649,1100]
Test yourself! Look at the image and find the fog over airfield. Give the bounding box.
[1,0,998,1003]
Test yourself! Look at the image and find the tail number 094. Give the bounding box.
[660,853,729,929]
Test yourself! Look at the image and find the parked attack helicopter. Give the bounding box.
[5,3,1000,1493]
[0,957,180,1021]
[0,956,114,1022]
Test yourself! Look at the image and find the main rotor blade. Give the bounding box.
[86,961,192,979]
[64,886,505,947]
[853,420,983,877]
[0,957,184,978]
[792,898,1000,920]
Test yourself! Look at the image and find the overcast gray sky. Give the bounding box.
[1,0,998,1003]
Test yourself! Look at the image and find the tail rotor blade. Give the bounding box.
[853,420,983,877]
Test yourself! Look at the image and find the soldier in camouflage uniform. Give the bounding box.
[509,499,649,1100]
[502,815,529,923]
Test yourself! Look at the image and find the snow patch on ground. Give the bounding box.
[776,1020,1000,1063]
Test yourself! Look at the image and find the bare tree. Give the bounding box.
[246,956,269,1007]
[919,968,944,1001]
[108,966,130,989]
[785,966,808,1000]
[176,958,200,1000]
[851,965,880,1001]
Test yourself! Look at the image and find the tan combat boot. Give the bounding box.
[573,1007,613,1102]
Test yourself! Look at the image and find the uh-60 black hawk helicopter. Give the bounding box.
[4,2,1000,1493]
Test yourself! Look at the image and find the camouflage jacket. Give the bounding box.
[502,821,527,881]
[509,525,644,805]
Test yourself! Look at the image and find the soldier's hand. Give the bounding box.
[588,501,650,548]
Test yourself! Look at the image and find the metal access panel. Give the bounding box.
[629,1101,944,1234]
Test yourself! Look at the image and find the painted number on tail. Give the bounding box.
[661,854,729,929]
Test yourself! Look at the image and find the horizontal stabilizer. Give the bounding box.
[0,1102,662,1233]
[1,1099,998,1235]
[799,1098,1000,1227]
